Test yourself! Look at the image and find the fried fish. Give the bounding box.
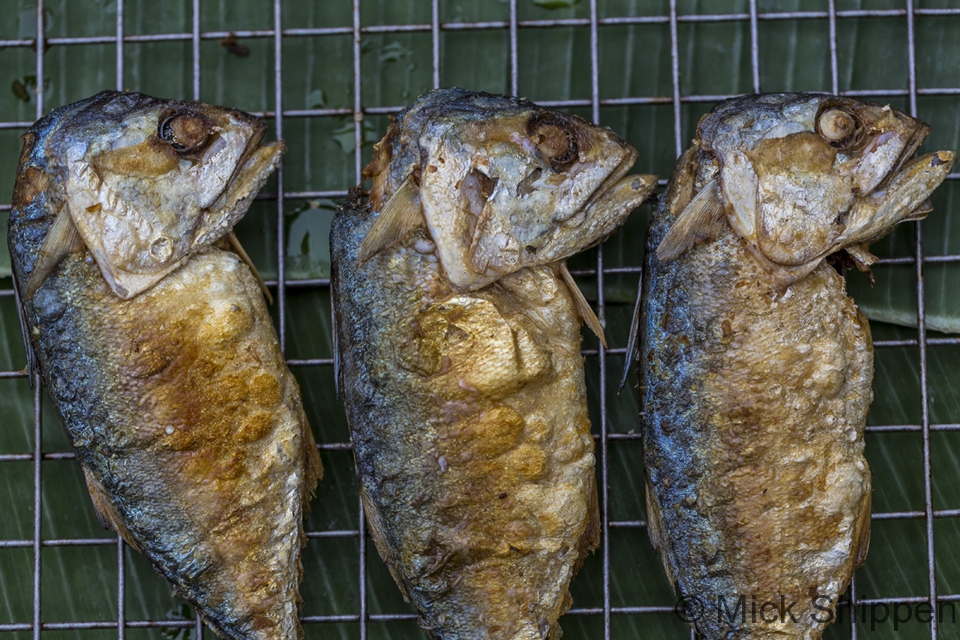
[7,90,321,640]
[332,88,656,639]
[636,93,955,639]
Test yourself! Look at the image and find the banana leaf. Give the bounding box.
[2,1,960,639]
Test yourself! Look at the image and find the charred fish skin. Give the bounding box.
[332,88,657,639]
[639,93,955,640]
[8,91,321,640]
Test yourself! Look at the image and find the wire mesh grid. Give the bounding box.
[1,0,960,638]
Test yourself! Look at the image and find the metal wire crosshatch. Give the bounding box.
[1,0,959,638]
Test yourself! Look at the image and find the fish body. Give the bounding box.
[8,91,321,640]
[638,93,955,639]
[332,88,656,639]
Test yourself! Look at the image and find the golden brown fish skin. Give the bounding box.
[334,192,598,640]
[8,91,321,640]
[332,88,656,639]
[639,94,956,640]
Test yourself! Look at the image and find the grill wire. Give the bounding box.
[1,1,959,639]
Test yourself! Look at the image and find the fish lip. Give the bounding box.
[885,148,956,212]
[562,146,643,227]
[868,118,931,195]
[818,148,955,264]
[218,121,269,198]
[825,118,933,233]
[204,122,282,217]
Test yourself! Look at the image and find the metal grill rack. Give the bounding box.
[1,1,959,638]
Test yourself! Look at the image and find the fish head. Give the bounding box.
[372,89,656,291]
[51,91,283,298]
[700,93,955,268]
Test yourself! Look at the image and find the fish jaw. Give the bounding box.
[195,138,285,246]
[419,139,654,291]
[839,149,956,247]
[379,88,654,292]
[51,91,282,299]
[548,161,657,254]
[698,93,955,272]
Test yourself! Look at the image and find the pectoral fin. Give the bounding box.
[226,232,273,305]
[81,466,140,552]
[845,242,878,273]
[645,474,675,588]
[656,178,726,262]
[619,271,643,394]
[331,291,340,398]
[853,489,872,568]
[25,207,83,298]
[558,262,607,348]
[358,177,425,262]
[11,270,37,382]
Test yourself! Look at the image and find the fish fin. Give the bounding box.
[226,231,273,305]
[573,471,601,577]
[88,248,127,298]
[655,177,726,262]
[558,262,607,348]
[645,475,675,588]
[852,488,872,569]
[300,413,322,511]
[359,486,411,600]
[331,289,341,399]
[25,207,83,299]
[81,466,141,552]
[10,270,37,383]
[357,177,424,263]
[909,197,934,220]
[619,269,644,394]
[846,242,878,273]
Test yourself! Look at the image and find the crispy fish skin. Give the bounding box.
[334,199,596,638]
[639,94,955,639]
[332,89,656,639]
[8,91,321,640]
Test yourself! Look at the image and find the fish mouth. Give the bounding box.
[824,110,954,254]
[561,147,657,231]
[874,148,954,214]
[205,123,285,222]
[869,118,932,197]
[886,148,952,221]
[838,148,955,249]
[230,122,270,183]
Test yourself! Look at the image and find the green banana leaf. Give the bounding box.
[2,0,960,639]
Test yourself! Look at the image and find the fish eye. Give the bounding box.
[817,108,858,144]
[526,114,579,172]
[158,113,210,153]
